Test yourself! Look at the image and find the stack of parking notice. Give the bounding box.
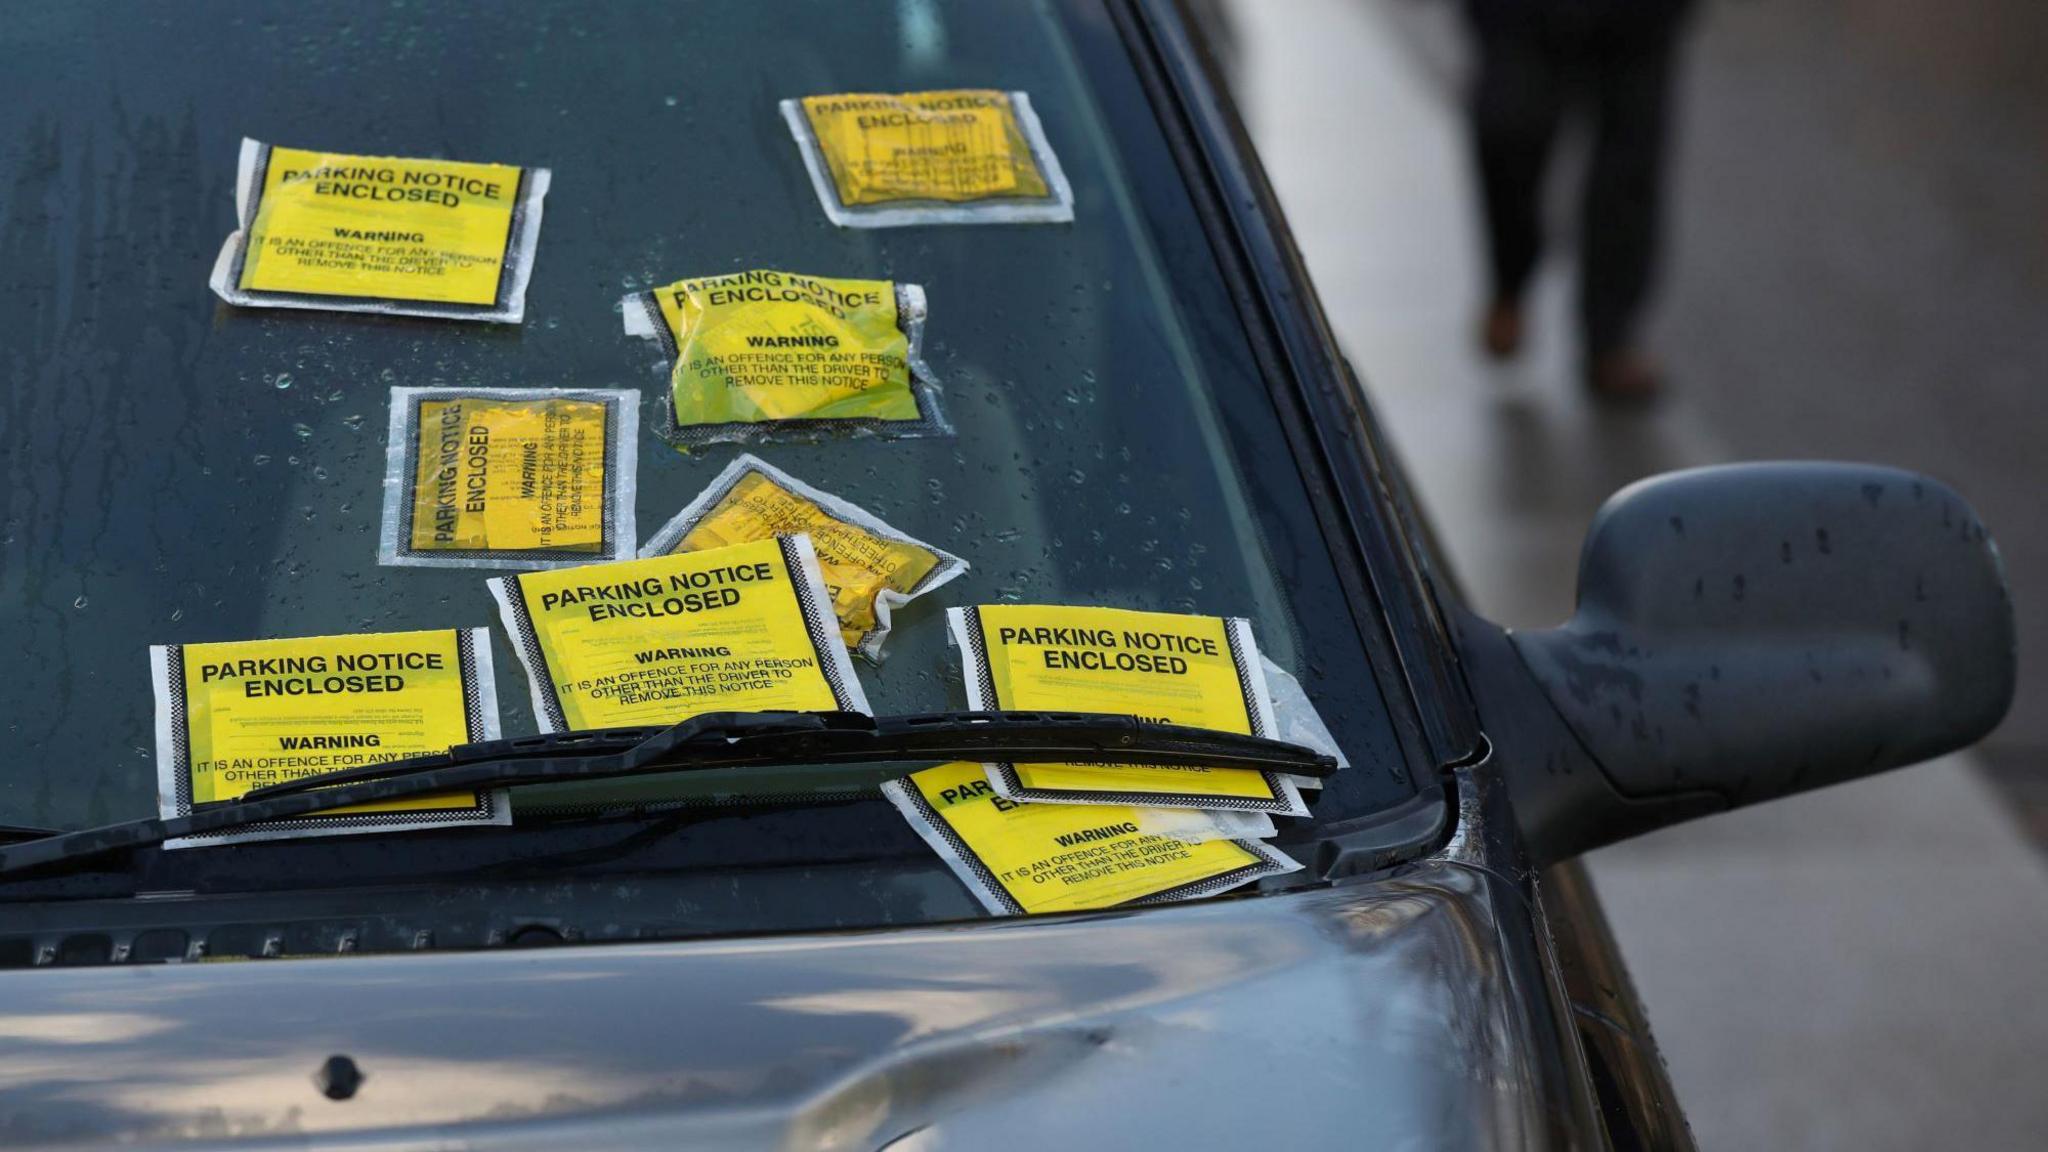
[883,604,1343,916]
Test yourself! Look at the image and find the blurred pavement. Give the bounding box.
[1217,0,2048,1148]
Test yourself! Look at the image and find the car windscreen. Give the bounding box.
[0,0,1416,904]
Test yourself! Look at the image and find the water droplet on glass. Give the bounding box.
[72,596,87,609]
[293,423,314,439]
[253,454,271,466]
[342,413,365,431]
[665,95,679,107]
[170,607,184,622]
[273,373,294,390]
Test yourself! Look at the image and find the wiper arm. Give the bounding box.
[0,710,1336,877]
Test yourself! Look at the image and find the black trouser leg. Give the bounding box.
[1468,4,1565,306]
[1579,14,1686,359]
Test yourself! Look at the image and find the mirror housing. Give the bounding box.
[1489,462,2015,864]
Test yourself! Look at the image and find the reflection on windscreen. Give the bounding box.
[0,0,1408,837]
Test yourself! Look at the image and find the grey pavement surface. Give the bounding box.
[1218,1,2048,1148]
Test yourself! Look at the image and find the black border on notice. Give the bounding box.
[496,576,571,734]
[777,535,863,713]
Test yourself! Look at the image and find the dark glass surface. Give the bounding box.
[0,0,1412,898]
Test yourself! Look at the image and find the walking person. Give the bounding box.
[1466,0,1696,400]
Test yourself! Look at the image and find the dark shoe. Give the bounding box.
[1480,299,1524,361]
[1585,348,1662,403]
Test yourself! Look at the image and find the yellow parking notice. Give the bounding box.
[489,535,869,733]
[631,270,947,447]
[802,90,1047,205]
[781,91,1074,227]
[209,138,551,322]
[881,762,1298,916]
[149,628,506,847]
[641,454,967,661]
[948,604,1309,815]
[379,387,639,570]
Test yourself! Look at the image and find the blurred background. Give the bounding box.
[1200,0,2048,1148]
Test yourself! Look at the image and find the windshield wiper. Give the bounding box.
[0,823,64,847]
[0,710,1336,877]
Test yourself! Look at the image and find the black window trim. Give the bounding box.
[1093,0,1484,776]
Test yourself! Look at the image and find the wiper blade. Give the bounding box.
[0,710,1335,877]
[0,824,63,847]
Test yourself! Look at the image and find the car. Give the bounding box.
[0,1,2014,1148]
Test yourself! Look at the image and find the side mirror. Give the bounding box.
[1486,462,2015,864]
